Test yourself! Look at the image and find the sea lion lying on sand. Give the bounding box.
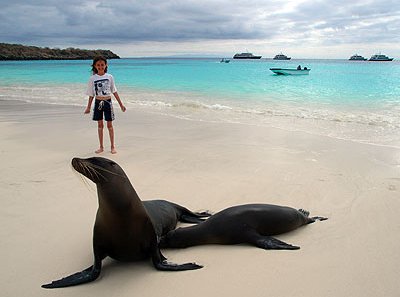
[160,204,327,250]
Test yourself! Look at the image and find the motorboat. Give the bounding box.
[233,52,262,59]
[349,54,367,61]
[270,67,310,75]
[369,53,393,61]
[273,53,291,60]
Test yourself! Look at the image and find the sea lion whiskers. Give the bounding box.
[82,168,98,189]
[70,164,97,196]
[85,163,128,180]
[72,160,107,182]
[82,162,107,182]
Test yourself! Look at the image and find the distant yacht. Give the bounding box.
[273,53,291,60]
[369,53,393,61]
[349,54,367,61]
[233,52,262,59]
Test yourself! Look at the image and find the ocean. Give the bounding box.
[1,58,400,148]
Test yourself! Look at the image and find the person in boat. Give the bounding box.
[304,67,308,70]
[297,65,301,70]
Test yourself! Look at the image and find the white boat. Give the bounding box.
[349,54,367,61]
[270,67,310,75]
[369,53,393,61]
[233,52,262,59]
[273,53,291,60]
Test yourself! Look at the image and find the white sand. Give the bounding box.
[1,100,399,297]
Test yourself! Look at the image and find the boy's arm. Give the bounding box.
[84,96,94,114]
[113,92,126,112]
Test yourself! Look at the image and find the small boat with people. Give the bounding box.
[349,54,367,61]
[233,52,262,59]
[369,53,393,61]
[220,58,230,63]
[270,65,310,75]
[273,53,291,60]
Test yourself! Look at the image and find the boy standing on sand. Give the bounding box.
[85,56,126,154]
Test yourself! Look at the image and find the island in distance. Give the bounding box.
[0,43,120,60]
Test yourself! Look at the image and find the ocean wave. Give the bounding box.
[127,98,400,133]
[127,99,233,111]
[122,96,400,148]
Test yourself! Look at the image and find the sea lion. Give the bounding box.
[160,204,327,250]
[42,157,209,289]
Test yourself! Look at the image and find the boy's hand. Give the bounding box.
[84,107,90,114]
[121,105,126,112]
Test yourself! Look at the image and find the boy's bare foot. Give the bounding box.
[111,148,117,154]
[95,148,104,154]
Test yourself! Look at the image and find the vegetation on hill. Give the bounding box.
[0,43,120,60]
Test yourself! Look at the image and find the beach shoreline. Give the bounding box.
[1,100,399,297]
[2,58,400,149]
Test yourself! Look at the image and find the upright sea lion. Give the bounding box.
[160,204,327,250]
[42,157,208,289]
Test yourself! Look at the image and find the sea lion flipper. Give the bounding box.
[154,260,203,271]
[151,249,203,271]
[311,216,328,222]
[180,214,207,224]
[41,264,101,289]
[254,236,300,250]
[178,207,212,224]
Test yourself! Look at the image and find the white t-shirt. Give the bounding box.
[86,73,117,97]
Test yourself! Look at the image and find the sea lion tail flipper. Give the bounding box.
[195,210,212,217]
[307,216,328,224]
[298,209,310,217]
[179,208,212,224]
[41,264,101,289]
[254,236,300,250]
[180,214,207,224]
[298,209,328,224]
[311,216,328,221]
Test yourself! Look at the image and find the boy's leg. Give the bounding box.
[107,121,116,154]
[96,120,104,154]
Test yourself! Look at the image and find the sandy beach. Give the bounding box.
[1,99,399,297]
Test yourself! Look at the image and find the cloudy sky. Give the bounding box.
[1,0,399,58]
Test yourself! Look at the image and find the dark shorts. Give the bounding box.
[93,99,115,121]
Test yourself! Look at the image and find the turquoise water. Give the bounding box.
[1,58,400,147]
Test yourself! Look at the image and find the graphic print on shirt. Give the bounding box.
[94,79,111,96]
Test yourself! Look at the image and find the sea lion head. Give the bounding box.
[71,157,128,184]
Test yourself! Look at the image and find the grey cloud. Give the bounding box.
[0,0,399,47]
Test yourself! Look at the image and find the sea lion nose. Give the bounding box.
[71,157,83,169]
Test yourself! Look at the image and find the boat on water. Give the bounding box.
[369,53,393,61]
[233,52,262,59]
[273,53,291,60]
[220,58,230,63]
[270,67,310,75]
[349,54,367,61]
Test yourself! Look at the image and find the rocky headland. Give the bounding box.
[0,43,120,60]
